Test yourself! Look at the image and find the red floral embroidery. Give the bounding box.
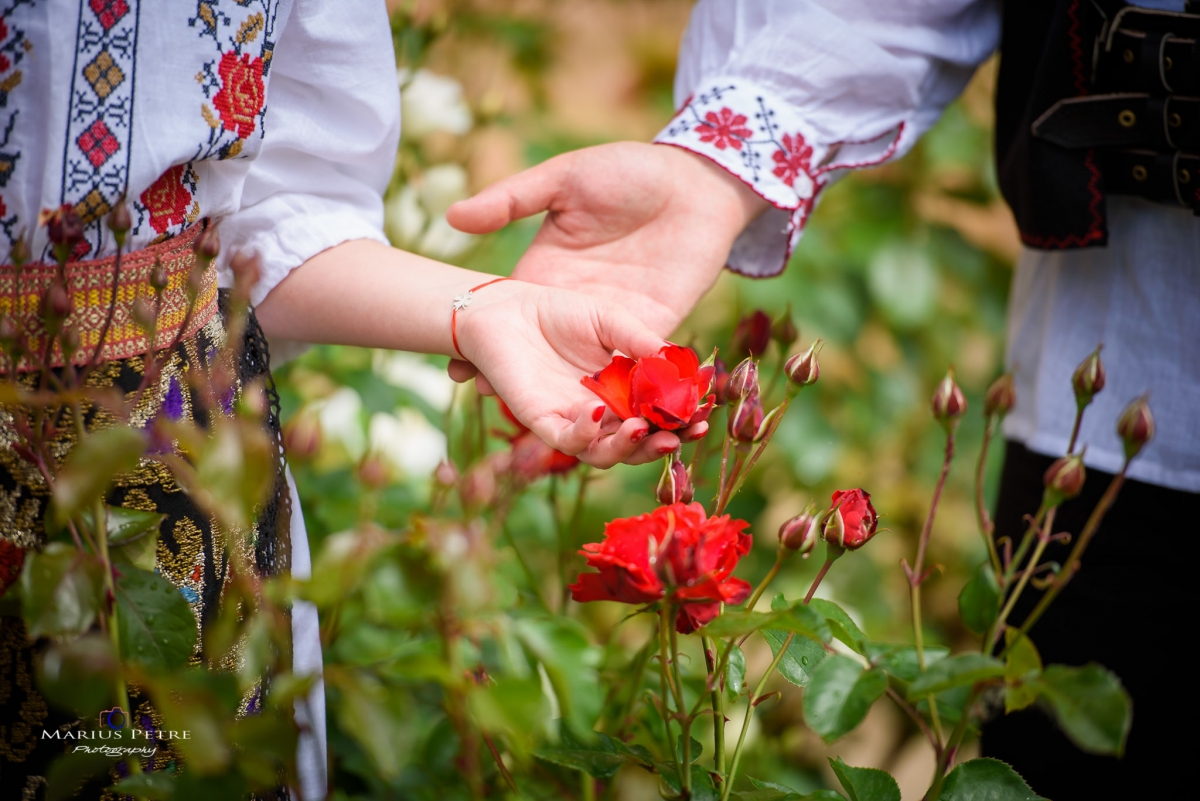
[695,107,752,151]
[89,0,130,31]
[140,164,192,235]
[0,539,24,599]
[213,51,266,140]
[771,132,813,187]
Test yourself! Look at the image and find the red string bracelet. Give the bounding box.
[451,276,512,359]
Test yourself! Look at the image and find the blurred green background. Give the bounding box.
[274,2,1019,798]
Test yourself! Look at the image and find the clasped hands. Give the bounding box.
[444,142,768,469]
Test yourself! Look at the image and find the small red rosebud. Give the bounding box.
[194,225,221,261]
[931,368,967,426]
[9,237,31,269]
[779,511,818,555]
[1116,396,1154,461]
[728,389,765,444]
[1043,453,1086,502]
[283,414,323,461]
[784,339,822,387]
[724,358,759,404]
[772,308,798,351]
[822,489,878,550]
[357,454,390,490]
[42,280,72,322]
[44,204,84,249]
[711,358,731,407]
[984,372,1016,418]
[731,310,772,360]
[656,452,694,505]
[107,202,132,244]
[149,260,169,294]
[434,460,459,488]
[1071,346,1106,407]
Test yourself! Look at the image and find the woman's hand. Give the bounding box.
[452,280,707,468]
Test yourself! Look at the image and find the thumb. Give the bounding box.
[446,154,570,234]
[596,306,669,362]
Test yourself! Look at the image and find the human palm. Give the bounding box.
[447,142,768,338]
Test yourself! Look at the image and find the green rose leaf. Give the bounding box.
[110,771,177,800]
[676,734,704,765]
[51,427,145,524]
[804,655,889,743]
[737,779,846,801]
[19,542,104,638]
[864,642,950,684]
[761,627,827,688]
[906,654,1004,700]
[468,676,549,754]
[828,756,901,801]
[726,643,747,700]
[45,748,118,801]
[702,604,829,644]
[115,566,198,671]
[35,633,120,718]
[327,668,405,780]
[533,727,643,779]
[957,562,1001,634]
[659,762,720,801]
[808,598,868,654]
[1033,663,1131,756]
[702,610,782,638]
[1003,629,1042,713]
[937,757,1046,800]
[514,617,603,736]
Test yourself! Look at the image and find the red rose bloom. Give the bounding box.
[581,344,715,432]
[140,164,192,234]
[0,539,24,598]
[213,50,266,139]
[569,502,753,634]
[825,489,879,550]
[497,399,579,479]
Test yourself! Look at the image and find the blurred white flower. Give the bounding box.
[419,216,475,260]
[384,186,426,249]
[371,351,456,412]
[419,163,469,219]
[368,409,447,478]
[399,68,473,140]
[312,387,365,459]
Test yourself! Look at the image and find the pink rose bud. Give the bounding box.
[42,280,71,321]
[731,310,772,360]
[823,489,878,550]
[1116,396,1155,460]
[149,259,169,294]
[931,368,967,426]
[784,339,822,387]
[132,297,157,331]
[1071,346,1105,406]
[1043,453,1086,502]
[283,415,323,461]
[656,452,694,505]
[711,358,730,407]
[44,204,83,248]
[107,202,132,239]
[984,372,1016,418]
[724,358,759,403]
[434,459,459,488]
[779,511,817,554]
[727,389,765,444]
[461,462,497,508]
[357,454,390,490]
[772,308,798,351]
[194,225,221,261]
[9,237,31,269]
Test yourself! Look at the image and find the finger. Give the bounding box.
[577,418,652,469]
[624,429,683,466]
[596,307,669,361]
[681,421,709,443]
[530,401,607,458]
[446,154,571,234]
[474,374,496,396]
[447,359,479,383]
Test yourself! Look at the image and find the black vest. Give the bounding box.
[996,0,1200,249]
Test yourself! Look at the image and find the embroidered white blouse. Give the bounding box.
[655,0,1200,494]
[0,0,399,307]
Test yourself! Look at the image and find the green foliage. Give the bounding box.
[958,562,1001,634]
[19,543,104,638]
[1033,664,1131,756]
[803,656,889,743]
[115,566,199,672]
[828,757,901,801]
[1003,629,1041,713]
[906,654,1005,700]
[937,758,1045,801]
[725,643,747,700]
[50,427,144,524]
[35,634,119,717]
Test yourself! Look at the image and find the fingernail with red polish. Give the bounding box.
[592,405,605,423]
[630,428,647,444]
[657,445,675,455]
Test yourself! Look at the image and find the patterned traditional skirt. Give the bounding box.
[0,228,290,799]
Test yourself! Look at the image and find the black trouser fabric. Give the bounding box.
[980,441,1197,799]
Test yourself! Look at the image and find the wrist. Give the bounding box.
[655,143,770,237]
[452,277,530,361]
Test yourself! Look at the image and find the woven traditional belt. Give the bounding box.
[0,223,218,372]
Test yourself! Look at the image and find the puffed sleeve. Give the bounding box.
[654,0,1000,277]
[216,0,401,307]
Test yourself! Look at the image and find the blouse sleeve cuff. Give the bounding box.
[653,79,902,278]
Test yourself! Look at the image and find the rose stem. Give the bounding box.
[885,686,942,757]
[549,474,565,612]
[82,237,124,378]
[803,553,836,605]
[669,619,694,796]
[714,451,746,516]
[561,469,591,611]
[924,686,981,800]
[1001,502,1049,586]
[720,394,796,511]
[1012,460,1130,649]
[987,506,1057,652]
[974,414,1003,575]
[713,427,733,514]
[742,545,787,612]
[658,602,684,792]
[702,635,726,775]
[483,730,519,795]
[610,638,655,739]
[908,430,955,745]
[720,632,792,801]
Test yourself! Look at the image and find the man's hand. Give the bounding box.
[446,142,769,338]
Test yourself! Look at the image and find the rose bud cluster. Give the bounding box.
[711,358,731,406]
[42,204,84,263]
[723,358,758,404]
[1071,346,1106,407]
[656,451,694,505]
[822,489,878,550]
[582,344,715,432]
[784,339,822,388]
[984,372,1016,418]
[931,369,966,428]
[1044,452,1086,503]
[569,502,752,633]
[497,399,579,481]
[1116,396,1154,460]
[779,511,818,555]
[731,310,771,360]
